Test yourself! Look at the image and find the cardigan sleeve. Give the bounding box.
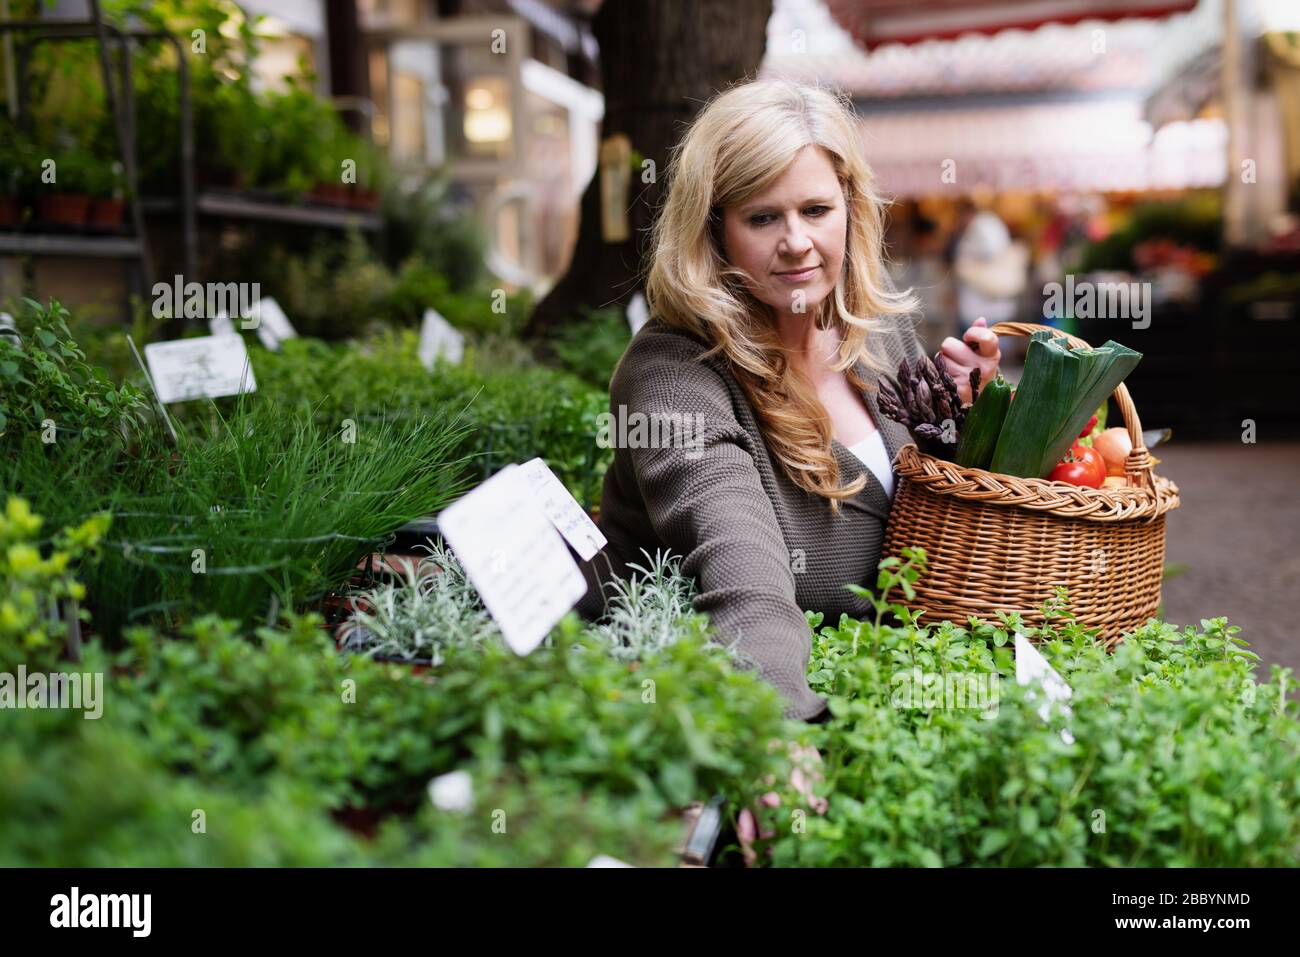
[606,334,827,721]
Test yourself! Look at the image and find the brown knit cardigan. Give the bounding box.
[574,310,927,721]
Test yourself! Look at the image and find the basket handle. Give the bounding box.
[988,321,1154,489]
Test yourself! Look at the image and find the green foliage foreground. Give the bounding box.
[762,553,1300,867]
[4,506,1299,866]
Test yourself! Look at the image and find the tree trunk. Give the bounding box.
[523,0,772,349]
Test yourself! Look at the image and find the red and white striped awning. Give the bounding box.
[858,100,1226,197]
[824,0,1199,49]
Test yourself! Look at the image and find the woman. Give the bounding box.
[576,79,1000,723]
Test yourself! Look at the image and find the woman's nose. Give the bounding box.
[779,218,813,256]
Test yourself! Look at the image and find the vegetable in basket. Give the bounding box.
[1092,427,1132,476]
[1048,443,1106,488]
[954,373,1012,470]
[988,331,1142,479]
[876,353,974,460]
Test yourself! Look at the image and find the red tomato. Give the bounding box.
[1049,444,1105,488]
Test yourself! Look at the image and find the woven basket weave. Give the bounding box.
[880,322,1180,645]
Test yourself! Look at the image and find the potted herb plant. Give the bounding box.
[33,143,98,228]
[85,161,127,231]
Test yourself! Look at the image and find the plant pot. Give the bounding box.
[310,182,352,207]
[0,195,21,228]
[349,187,380,211]
[34,193,92,228]
[86,197,125,230]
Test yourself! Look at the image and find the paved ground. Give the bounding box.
[1156,442,1300,676]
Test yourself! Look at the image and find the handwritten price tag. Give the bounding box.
[1014,633,1075,744]
[437,465,586,655]
[519,457,606,561]
[144,335,257,404]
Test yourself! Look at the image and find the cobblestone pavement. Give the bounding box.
[1156,442,1300,675]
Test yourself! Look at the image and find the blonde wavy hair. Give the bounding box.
[645,77,918,508]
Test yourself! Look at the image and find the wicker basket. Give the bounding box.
[880,322,1181,645]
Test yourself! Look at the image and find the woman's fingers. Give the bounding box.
[963,326,999,360]
[737,808,757,867]
[941,336,978,368]
[939,340,977,403]
[738,801,779,867]
[941,321,1002,403]
[789,745,830,815]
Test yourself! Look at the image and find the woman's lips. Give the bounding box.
[774,265,819,283]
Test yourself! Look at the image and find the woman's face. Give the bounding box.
[721,144,847,321]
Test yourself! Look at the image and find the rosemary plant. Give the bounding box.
[587,550,716,661]
[337,539,499,663]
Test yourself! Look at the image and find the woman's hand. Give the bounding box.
[736,743,827,866]
[939,317,1001,404]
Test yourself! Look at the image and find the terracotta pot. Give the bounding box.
[348,187,380,211]
[35,193,92,227]
[0,195,21,228]
[310,182,352,207]
[86,197,125,229]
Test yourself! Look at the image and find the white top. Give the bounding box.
[846,430,895,499]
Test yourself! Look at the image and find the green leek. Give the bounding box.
[989,330,1141,479]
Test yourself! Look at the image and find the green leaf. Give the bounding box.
[658,761,695,807]
[1235,812,1261,845]
[1018,805,1039,836]
[977,829,1010,858]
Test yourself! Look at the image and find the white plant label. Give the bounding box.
[626,291,649,334]
[519,457,606,561]
[587,855,634,868]
[144,335,257,404]
[436,465,586,656]
[249,297,297,351]
[427,770,474,813]
[1014,633,1075,744]
[209,313,236,337]
[418,307,464,369]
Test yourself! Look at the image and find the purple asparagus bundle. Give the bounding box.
[876,352,972,461]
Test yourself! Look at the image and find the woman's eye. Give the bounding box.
[748,206,828,226]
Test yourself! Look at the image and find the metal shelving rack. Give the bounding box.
[0,6,198,293]
[2,5,382,313]
[142,192,382,233]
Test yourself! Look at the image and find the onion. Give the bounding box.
[1093,427,1132,476]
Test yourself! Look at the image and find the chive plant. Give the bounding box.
[6,393,473,639]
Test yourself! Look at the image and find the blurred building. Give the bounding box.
[1,0,606,314]
[352,0,604,288]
